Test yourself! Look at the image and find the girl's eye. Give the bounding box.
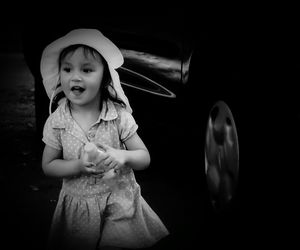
[83,68,93,73]
[62,67,71,73]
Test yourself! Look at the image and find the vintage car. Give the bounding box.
[98,14,240,217]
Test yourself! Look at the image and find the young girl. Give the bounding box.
[40,29,169,250]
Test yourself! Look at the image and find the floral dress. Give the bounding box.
[42,99,169,250]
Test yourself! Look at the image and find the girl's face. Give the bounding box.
[60,47,104,110]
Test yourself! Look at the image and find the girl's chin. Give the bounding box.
[69,99,88,106]
[68,93,86,104]
[67,97,100,108]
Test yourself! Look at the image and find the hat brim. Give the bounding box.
[40,29,124,99]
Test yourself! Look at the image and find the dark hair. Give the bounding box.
[54,44,126,113]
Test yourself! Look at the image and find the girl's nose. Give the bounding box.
[71,71,82,82]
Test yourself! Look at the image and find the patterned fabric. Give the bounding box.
[42,99,169,249]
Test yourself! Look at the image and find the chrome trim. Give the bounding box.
[119,67,176,98]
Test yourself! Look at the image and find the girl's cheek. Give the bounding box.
[60,78,70,93]
[60,75,70,85]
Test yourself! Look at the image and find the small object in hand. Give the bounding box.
[83,142,116,179]
[83,142,105,163]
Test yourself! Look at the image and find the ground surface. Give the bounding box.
[0,52,57,249]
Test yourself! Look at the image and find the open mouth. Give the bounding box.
[71,86,85,95]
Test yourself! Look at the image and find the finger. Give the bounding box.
[92,171,104,177]
[104,157,112,166]
[95,142,111,152]
[85,162,96,168]
[85,167,96,174]
[95,169,105,174]
[100,152,110,161]
[94,174,104,178]
[108,161,117,170]
[113,163,121,171]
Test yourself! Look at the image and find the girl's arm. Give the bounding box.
[42,145,97,178]
[99,132,150,171]
[123,132,151,170]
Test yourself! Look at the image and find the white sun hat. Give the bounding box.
[40,28,132,114]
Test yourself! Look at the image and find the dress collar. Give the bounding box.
[59,98,118,123]
[51,98,119,130]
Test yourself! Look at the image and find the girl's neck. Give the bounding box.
[68,100,102,133]
[68,100,101,117]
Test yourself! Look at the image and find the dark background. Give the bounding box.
[0,4,299,249]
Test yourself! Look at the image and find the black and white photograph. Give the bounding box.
[0,5,298,249]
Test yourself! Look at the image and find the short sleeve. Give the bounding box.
[118,108,138,142]
[42,115,62,150]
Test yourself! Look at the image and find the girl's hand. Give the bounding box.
[77,159,96,175]
[78,151,105,176]
[42,145,106,178]
[96,143,127,171]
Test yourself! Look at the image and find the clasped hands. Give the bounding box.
[80,143,127,177]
